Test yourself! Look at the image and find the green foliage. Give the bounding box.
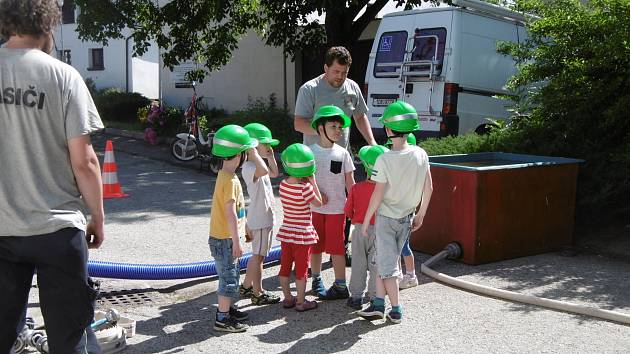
[84,77,98,98]
[419,133,492,156]
[208,94,299,150]
[93,88,150,123]
[74,0,445,82]
[495,0,630,221]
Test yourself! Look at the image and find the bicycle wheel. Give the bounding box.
[171,137,198,161]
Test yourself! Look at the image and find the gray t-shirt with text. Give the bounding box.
[0,48,103,236]
[295,75,368,150]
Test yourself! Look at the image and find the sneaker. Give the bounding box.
[239,285,253,298]
[311,277,325,295]
[229,307,249,321]
[357,303,385,320]
[399,274,419,289]
[251,291,281,305]
[318,284,350,300]
[282,296,296,309]
[346,297,363,310]
[387,309,403,324]
[295,300,318,312]
[214,315,248,333]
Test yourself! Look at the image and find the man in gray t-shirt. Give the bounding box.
[294,46,377,150]
[0,1,104,352]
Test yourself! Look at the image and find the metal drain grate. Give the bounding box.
[98,291,154,307]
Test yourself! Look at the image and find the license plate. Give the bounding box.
[373,98,396,106]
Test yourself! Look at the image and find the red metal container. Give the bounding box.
[410,152,583,265]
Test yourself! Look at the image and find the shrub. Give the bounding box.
[495,0,630,223]
[206,94,300,150]
[94,88,150,123]
[138,102,184,143]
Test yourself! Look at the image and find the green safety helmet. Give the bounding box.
[212,124,258,158]
[281,143,317,178]
[385,133,417,147]
[379,101,420,133]
[311,105,351,130]
[358,145,389,176]
[243,123,280,146]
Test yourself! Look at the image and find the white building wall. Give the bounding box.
[54,24,159,99]
[160,32,296,113]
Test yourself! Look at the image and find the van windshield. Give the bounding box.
[374,31,407,77]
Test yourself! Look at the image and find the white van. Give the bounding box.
[364,0,526,140]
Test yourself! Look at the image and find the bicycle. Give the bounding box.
[170,83,222,174]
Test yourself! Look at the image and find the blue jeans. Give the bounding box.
[208,237,240,300]
[401,237,412,257]
[373,213,413,279]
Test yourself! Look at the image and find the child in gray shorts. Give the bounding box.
[357,101,434,324]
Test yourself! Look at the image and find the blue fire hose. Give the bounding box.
[88,245,282,280]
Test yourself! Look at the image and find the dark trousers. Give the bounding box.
[0,228,99,354]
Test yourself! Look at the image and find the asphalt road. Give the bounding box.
[23,132,630,353]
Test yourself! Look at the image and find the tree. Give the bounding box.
[496,0,630,220]
[75,0,450,81]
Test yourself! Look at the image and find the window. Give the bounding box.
[57,49,71,65]
[409,27,447,75]
[62,0,75,24]
[374,31,407,77]
[88,48,104,70]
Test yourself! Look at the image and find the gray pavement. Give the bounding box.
[23,129,630,353]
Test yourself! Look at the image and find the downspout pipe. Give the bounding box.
[422,243,630,325]
[125,34,133,93]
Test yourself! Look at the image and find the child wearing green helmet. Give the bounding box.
[357,101,434,324]
[239,123,281,306]
[208,124,258,333]
[308,105,356,301]
[344,145,389,310]
[277,143,324,312]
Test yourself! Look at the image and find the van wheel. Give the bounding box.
[475,124,496,135]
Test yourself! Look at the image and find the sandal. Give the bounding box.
[295,300,318,312]
[282,296,296,309]
[252,291,281,305]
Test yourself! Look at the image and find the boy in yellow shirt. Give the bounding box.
[209,125,258,333]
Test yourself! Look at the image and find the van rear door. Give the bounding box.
[366,9,453,140]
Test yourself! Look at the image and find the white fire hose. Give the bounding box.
[421,243,630,325]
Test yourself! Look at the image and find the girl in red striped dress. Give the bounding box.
[278,143,323,312]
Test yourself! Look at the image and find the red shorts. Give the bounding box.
[311,212,346,256]
[278,242,312,280]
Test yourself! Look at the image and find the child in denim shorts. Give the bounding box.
[208,125,258,333]
[357,101,434,324]
[345,145,389,310]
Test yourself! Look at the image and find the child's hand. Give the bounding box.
[320,193,328,205]
[361,222,369,237]
[233,242,243,258]
[247,148,258,160]
[245,226,253,243]
[411,214,425,232]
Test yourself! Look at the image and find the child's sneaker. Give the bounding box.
[318,284,350,300]
[239,285,253,298]
[214,315,248,333]
[251,291,281,305]
[311,276,325,295]
[399,274,419,289]
[346,297,363,310]
[357,303,385,320]
[387,309,403,324]
[229,306,249,321]
[295,300,318,312]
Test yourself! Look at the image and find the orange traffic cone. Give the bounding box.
[102,140,129,199]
